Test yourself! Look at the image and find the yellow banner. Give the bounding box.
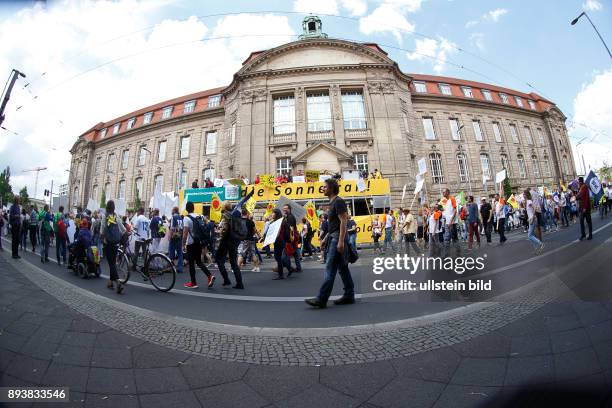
[244,179,390,202]
[305,170,320,182]
[210,193,222,222]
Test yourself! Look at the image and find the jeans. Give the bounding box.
[29,226,37,250]
[56,235,67,264]
[383,227,395,252]
[20,227,27,249]
[40,229,50,260]
[274,240,286,277]
[497,217,506,243]
[467,222,480,248]
[403,233,419,254]
[168,238,183,273]
[215,239,242,286]
[482,220,492,243]
[443,223,459,256]
[560,206,569,227]
[133,240,146,269]
[104,243,119,281]
[11,223,20,257]
[348,233,357,253]
[282,247,302,272]
[187,241,211,285]
[527,221,542,249]
[317,237,355,304]
[579,211,592,238]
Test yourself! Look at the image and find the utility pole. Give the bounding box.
[22,167,47,199]
[0,69,27,127]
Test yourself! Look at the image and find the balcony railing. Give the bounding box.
[344,128,373,145]
[307,129,334,143]
[270,132,297,146]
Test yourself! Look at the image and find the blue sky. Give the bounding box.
[0,0,610,197]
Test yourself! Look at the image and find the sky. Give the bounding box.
[0,0,611,200]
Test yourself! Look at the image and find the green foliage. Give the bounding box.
[0,166,13,205]
[599,161,611,183]
[100,189,106,209]
[503,176,512,199]
[19,186,30,206]
[133,184,142,213]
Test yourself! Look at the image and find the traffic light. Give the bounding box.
[44,189,49,196]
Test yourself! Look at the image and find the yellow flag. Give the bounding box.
[245,196,256,215]
[304,200,319,230]
[210,193,222,223]
[263,201,275,220]
[507,194,519,210]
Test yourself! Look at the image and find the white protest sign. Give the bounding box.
[213,178,224,187]
[357,178,367,192]
[262,218,283,247]
[401,184,407,201]
[86,198,98,212]
[418,158,427,175]
[414,179,425,194]
[495,169,506,184]
[115,199,127,217]
[319,174,332,182]
[224,185,240,200]
[292,175,305,183]
[66,219,76,244]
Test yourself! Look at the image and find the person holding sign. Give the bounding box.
[305,178,355,309]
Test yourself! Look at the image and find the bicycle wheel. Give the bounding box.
[116,249,131,284]
[146,253,176,292]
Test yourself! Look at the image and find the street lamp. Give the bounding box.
[571,11,612,59]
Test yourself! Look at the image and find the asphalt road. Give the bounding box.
[5,216,612,328]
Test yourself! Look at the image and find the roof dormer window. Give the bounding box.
[161,106,173,119]
[414,82,427,93]
[112,123,120,135]
[461,87,473,98]
[100,128,107,138]
[439,83,452,96]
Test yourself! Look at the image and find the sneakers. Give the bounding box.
[304,298,326,308]
[207,275,216,288]
[184,282,198,289]
[333,296,355,305]
[116,283,124,294]
[536,242,545,254]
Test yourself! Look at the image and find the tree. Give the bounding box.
[133,184,142,213]
[100,189,106,209]
[503,176,512,199]
[0,166,13,206]
[598,160,611,183]
[19,186,30,206]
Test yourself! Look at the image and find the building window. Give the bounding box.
[492,122,503,142]
[107,153,115,172]
[414,82,427,93]
[429,153,444,183]
[543,157,551,176]
[183,100,196,114]
[354,153,368,173]
[208,94,221,108]
[153,175,163,194]
[482,89,492,101]
[178,169,187,190]
[99,128,107,139]
[509,124,519,143]
[94,156,102,175]
[528,100,536,110]
[158,141,167,162]
[138,146,146,166]
[536,128,545,146]
[112,123,120,135]
[341,91,367,129]
[134,177,143,200]
[205,131,217,155]
[449,119,461,140]
[230,122,236,145]
[121,149,129,169]
[143,112,153,124]
[438,83,452,96]
[126,117,136,130]
[456,153,469,183]
[499,93,509,104]
[422,117,436,140]
[500,154,510,176]
[180,136,190,159]
[72,187,79,207]
[462,87,473,98]
[202,166,215,182]
[92,185,98,202]
[517,155,527,178]
[524,126,533,145]
[307,92,332,132]
[531,155,540,177]
[480,153,492,180]
[276,157,291,175]
[514,96,524,108]
[118,180,126,200]
[161,106,173,119]
[273,95,296,134]
[472,120,484,141]
[103,182,110,199]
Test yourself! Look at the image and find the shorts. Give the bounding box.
[417,226,424,239]
[238,240,255,258]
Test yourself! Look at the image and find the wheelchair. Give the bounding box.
[69,244,101,279]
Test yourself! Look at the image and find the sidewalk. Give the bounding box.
[1,251,611,407]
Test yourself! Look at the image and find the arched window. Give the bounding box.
[480,153,492,180]
[153,175,163,195]
[517,155,527,178]
[72,187,79,207]
[92,185,98,201]
[429,153,444,184]
[531,155,540,177]
[562,155,569,176]
[134,177,143,200]
[456,153,469,183]
[118,180,126,200]
[203,166,215,182]
[543,157,551,177]
[104,182,111,200]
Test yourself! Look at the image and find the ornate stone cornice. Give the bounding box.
[367,80,395,95]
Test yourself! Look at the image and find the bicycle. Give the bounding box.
[115,234,176,292]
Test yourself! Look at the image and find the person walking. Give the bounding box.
[494,191,507,245]
[441,188,459,256]
[401,209,419,255]
[281,204,301,275]
[318,213,328,263]
[427,206,440,256]
[577,176,593,240]
[38,204,53,263]
[382,209,396,254]
[559,191,569,227]
[100,200,125,294]
[19,208,29,252]
[346,214,358,253]
[54,206,68,265]
[271,209,290,279]
[28,205,38,252]
[466,196,481,250]
[480,198,493,244]
[149,209,162,253]
[524,190,545,254]
[305,178,355,308]
[9,196,21,259]
[215,202,244,289]
[182,201,215,289]
[167,207,184,273]
[131,207,150,270]
[237,209,260,273]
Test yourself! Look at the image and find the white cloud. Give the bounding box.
[469,32,485,51]
[406,36,457,73]
[359,0,422,43]
[0,1,295,199]
[465,8,508,28]
[340,0,368,16]
[293,0,339,15]
[571,69,612,172]
[583,0,603,11]
[465,20,478,29]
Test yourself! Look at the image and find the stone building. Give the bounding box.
[68,16,576,210]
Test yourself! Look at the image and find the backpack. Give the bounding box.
[105,215,122,245]
[230,216,250,241]
[187,215,208,244]
[58,219,67,239]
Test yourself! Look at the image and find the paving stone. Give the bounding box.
[5,353,49,383]
[194,380,269,408]
[450,357,507,387]
[573,303,612,326]
[139,390,202,408]
[29,326,66,344]
[20,337,60,360]
[0,347,16,371]
[545,313,582,333]
[392,347,461,382]
[0,330,28,352]
[91,346,133,368]
[276,383,361,408]
[52,344,93,366]
[504,355,555,386]
[132,342,190,368]
[134,367,190,393]
[41,362,89,392]
[5,320,40,337]
[452,332,511,358]
[62,332,98,348]
[433,384,501,408]
[550,328,591,353]
[180,355,249,388]
[87,367,137,395]
[84,394,139,408]
[244,364,319,402]
[94,330,144,350]
[70,318,110,333]
[321,360,396,401]
[554,348,601,382]
[369,377,445,408]
[586,319,612,344]
[509,333,551,357]
[593,339,612,370]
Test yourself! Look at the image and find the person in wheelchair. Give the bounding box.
[69,219,93,269]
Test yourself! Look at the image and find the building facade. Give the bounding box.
[68,16,576,210]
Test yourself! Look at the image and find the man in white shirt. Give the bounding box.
[441,188,459,256]
[132,207,150,270]
[494,189,507,244]
[559,191,569,227]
